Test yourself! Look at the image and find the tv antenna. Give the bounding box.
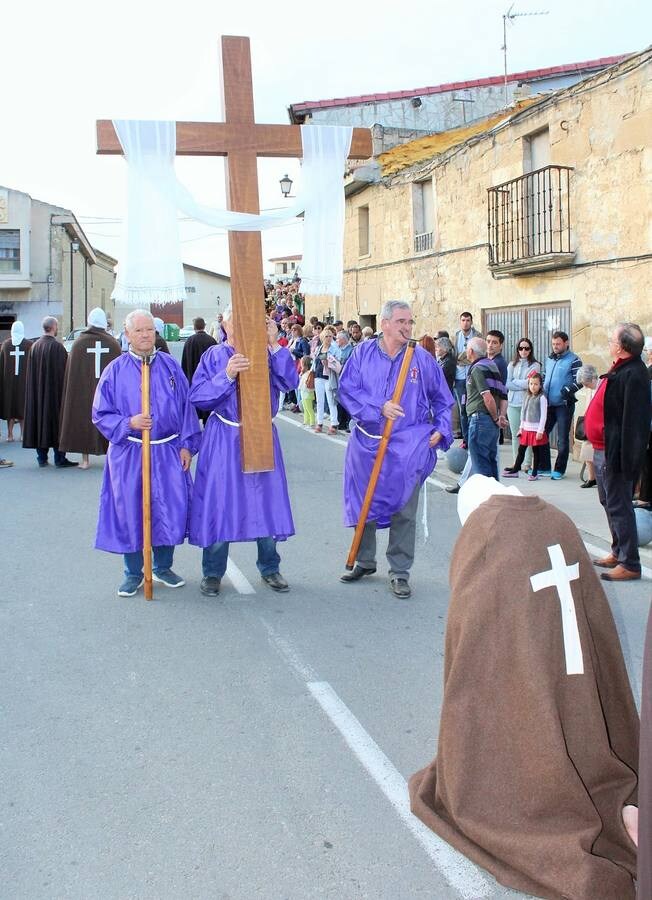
[502,4,549,106]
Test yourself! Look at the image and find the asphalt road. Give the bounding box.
[1,407,649,900]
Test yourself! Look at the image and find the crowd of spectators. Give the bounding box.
[261,295,651,544]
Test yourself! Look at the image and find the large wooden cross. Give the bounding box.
[97,35,372,471]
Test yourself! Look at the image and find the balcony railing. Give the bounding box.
[487,165,574,272]
[414,231,433,253]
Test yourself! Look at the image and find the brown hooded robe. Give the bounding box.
[22,334,68,449]
[59,327,121,455]
[0,337,32,420]
[409,494,639,900]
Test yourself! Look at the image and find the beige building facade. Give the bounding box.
[336,49,652,370]
[0,186,115,340]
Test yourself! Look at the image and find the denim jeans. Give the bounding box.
[124,545,174,577]
[202,537,280,579]
[468,413,499,480]
[454,379,468,441]
[37,447,66,465]
[538,403,573,474]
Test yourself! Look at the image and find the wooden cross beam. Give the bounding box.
[97,35,372,472]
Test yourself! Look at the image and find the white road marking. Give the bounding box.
[226,558,256,595]
[259,617,318,681]
[261,618,494,898]
[582,540,651,579]
[308,681,493,899]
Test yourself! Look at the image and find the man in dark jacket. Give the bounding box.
[586,322,650,582]
[181,317,217,423]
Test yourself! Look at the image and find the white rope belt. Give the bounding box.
[127,433,179,445]
[211,412,241,427]
[355,423,382,440]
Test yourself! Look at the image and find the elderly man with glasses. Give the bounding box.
[338,300,453,598]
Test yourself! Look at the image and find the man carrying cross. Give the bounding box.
[410,474,639,900]
[59,308,122,469]
[188,307,298,595]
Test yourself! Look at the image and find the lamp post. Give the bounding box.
[69,239,79,332]
[279,174,293,198]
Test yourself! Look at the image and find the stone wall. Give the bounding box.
[339,53,652,371]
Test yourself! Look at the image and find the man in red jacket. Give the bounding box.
[585,321,650,581]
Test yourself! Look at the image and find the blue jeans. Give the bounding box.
[468,413,499,480]
[37,447,66,465]
[538,403,573,474]
[454,379,468,440]
[202,537,280,579]
[124,545,174,577]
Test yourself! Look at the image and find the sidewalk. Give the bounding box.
[436,443,652,572]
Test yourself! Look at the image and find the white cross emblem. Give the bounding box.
[10,346,24,376]
[87,340,110,379]
[530,544,584,675]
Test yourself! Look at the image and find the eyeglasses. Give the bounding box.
[518,345,531,351]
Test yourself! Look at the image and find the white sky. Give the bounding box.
[3,0,649,277]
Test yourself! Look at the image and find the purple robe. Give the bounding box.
[338,340,454,528]
[188,343,299,545]
[92,351,201,553]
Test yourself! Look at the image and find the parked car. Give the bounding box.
[64,328,85,352]
[179,325,194,340]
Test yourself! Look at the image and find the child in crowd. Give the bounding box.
[298,355,315,428]
[503,372,548,481]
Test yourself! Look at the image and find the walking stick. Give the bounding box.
[141,355,153,600]
[345,339,417,570]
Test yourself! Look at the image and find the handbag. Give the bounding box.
[305,370,315,391]
[574,415,586,442]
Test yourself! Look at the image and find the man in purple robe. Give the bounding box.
[188,306,299,596]
[92,310,201,597]
[338,300,454,598]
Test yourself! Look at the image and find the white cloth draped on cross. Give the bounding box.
[111,120,353,304]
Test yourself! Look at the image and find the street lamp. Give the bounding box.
[279,174,293,198]
[69,239,79,332]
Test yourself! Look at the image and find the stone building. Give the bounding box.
[0,186,115,340]
[337,48,652,370]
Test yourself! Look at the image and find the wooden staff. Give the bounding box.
[345,339,417,570]
[141,355,153,600]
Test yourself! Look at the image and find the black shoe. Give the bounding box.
[262,572,289,592]
[55,458,78,468]
[37,460,49,467]
[389,577,411,598]
[200,576,221,596]
[445,484,460,494]
[340,565,376,583]
[580,479,597,488]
